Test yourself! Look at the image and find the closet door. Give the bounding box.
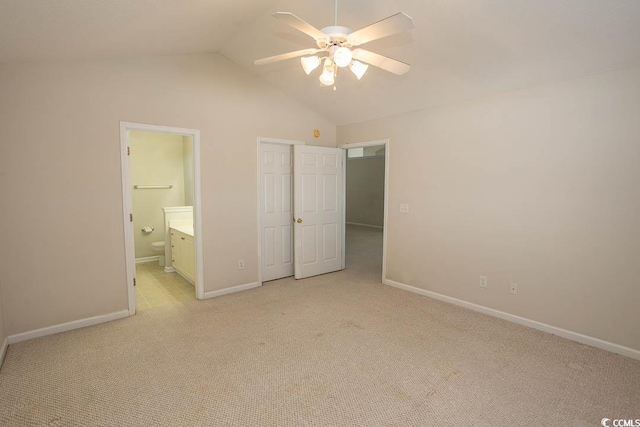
[293,145,344,279]
[260,143,294,281]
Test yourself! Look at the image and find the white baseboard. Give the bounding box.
[0,337,8,368]
[135,256,159,264]
[7,310,130,345]
[383,279,640,361]
[203,282,261,299]
[164,266,176,273]
[346,221,384,229]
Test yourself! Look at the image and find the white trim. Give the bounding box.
[256,137,305,286]
[162,206,193,213]
[120,121,205,315]
[7,310,129,345]
[340,139,390,282]
[383,279,640,361]
[341,149,346,269]
[203,282,261,299]
[258,137,305,146]
[135,256,160,264]
[346,221,384,229]
[120,124,136,315]
[164,266,176,273]
[0,337,8,367]
[340,139,389,149]
[193,133,205,300]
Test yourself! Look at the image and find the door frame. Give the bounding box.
[256,137,305,286]
[339,139,390,282]
[120,121,205,315]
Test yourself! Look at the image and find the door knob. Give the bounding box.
[296,218,303,223]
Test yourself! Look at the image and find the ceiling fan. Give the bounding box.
[254,0,414,88]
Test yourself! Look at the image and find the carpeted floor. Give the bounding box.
[0,225,638,426]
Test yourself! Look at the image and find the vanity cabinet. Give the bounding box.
[170,228,195,284]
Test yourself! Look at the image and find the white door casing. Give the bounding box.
[293,145,345,279]
[120,121,204,315]
[260,143,294,281]
[339,139,390,282]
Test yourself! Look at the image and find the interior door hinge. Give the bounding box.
[127,146,130,156]
[130,213,133,222]
[133,278,136,287]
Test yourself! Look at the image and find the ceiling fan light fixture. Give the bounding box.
[254,6,415,88]
[301,55,321,75]
[333,46,353,68]
[319,68,335,86]
[350,60,369,80]
[319,59,336,85]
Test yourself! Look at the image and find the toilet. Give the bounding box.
[151,241,165,267]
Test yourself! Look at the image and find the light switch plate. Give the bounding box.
[400,203,410,214]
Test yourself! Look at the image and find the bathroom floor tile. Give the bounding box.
[135,262,195,311]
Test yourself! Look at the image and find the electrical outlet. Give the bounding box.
[238,259,245,270]
[510,283,518,295]
[479,275,488,288]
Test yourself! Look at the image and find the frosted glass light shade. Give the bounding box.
[350,60,369,80]
[319,68,335,86]
[333,47,353,68]
[301,56,321,75]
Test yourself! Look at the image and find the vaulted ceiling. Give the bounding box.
[2,0,640,125]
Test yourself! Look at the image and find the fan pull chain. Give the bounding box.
[335,0,338,26]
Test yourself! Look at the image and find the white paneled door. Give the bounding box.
[293,145,345,279]
[260,143,294,281]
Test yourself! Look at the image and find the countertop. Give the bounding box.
[170,224,194,237]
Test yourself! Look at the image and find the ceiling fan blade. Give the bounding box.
[352,49,411,75]
[254,48,321,65]
[348,12,414,46]
[273,12,328,41]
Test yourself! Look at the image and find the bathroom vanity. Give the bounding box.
[170,223,195,284]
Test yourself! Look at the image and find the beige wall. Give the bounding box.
[0,274,5,345]
[0,53,335,336]
[338,65,640,351]
[130,130,187,259]
[183,136,194,207]
[346,156,385,227]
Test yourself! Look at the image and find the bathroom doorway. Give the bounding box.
[120,122,204,315]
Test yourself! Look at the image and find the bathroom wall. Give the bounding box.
[183,136,194,206]
[0,52,336,336]
[129,131,186,259]
[346,155,385,227]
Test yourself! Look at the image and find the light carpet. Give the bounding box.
[0,225,638,426]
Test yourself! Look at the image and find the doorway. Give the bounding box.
[257,137,388,284]
[342,141,389,281]
[120,122,204,315]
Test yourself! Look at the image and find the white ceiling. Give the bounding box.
[2,0,640,125]
[0,0,275,62]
